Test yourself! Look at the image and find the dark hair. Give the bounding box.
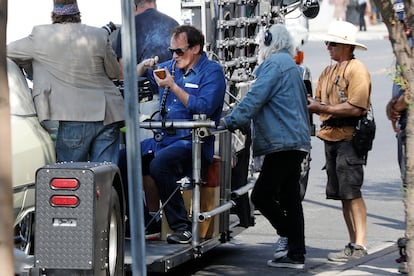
[134,0,156,6]
[52,13,81,24]
[171,25,204,54]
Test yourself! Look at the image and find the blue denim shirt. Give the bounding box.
[223,50,311,157]
[142,53,226,162]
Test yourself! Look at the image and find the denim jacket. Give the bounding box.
[223,50,311,157]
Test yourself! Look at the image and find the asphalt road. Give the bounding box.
[147,38,405,276]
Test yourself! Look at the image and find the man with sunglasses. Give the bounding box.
[308,20,371,262]
[136,25,226,244]
[115,0,179,239]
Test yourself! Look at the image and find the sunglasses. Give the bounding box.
[168,46,189,56]
[325,41,338,47]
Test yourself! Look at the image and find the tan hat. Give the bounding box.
[322,20,367,50]
[53,0,80,15]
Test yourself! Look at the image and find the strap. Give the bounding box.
[321,117,359,128]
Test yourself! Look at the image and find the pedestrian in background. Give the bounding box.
[369,0,381,24]
[308,20,371,262]
[221,24,311,269]
[330,0,349,20]
[7,0,124,164]
[358,0,367,31]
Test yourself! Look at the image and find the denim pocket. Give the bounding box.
[102,123,120,140]
[60,122,85,149]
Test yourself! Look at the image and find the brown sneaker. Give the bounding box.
[350,245,368,259]
[327,243,353,262]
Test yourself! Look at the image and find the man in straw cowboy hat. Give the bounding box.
[7,0,124,164]
[308,20,371,262]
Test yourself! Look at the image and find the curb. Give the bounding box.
[297,242,399,276]
[321,244,397,275]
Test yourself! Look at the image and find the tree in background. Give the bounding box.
[374,0,414,273]
[0,0,15,274]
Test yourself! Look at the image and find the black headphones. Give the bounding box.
[264,26,272,46]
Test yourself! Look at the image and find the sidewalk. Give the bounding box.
[307,242,404,275]
[307,0,389,42]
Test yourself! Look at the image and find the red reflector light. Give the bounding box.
[50,195,79,207]
[51,178,79,190]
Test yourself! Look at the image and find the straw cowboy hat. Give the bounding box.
[322,20,367,50]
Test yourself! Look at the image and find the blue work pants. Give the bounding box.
[149,144,193,232]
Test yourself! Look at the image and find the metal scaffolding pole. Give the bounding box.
[120,0,146,275]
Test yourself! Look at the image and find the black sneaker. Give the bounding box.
[166,230,192,244]
[273,236,288,259]
[267,256,305,269]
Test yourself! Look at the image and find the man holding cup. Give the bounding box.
[136,25,226,244]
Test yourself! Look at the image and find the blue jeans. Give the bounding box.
[56,121,121,164]
[148,143,193,232]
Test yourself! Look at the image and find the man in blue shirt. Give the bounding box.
[137,25,226,244]
[115,0,179,238]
